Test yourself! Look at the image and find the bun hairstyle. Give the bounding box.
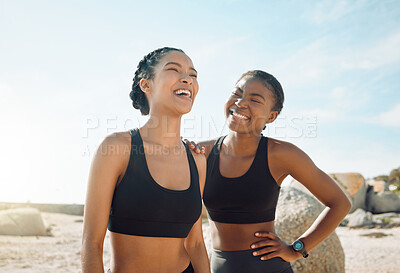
[130,47,185,115]
[237,70,284,114]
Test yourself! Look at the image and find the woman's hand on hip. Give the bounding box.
[251,231,302,262]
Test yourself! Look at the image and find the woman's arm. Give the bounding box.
[81,133,128,273]
[253,142,351,261]
[184,152,211,273]
[285,145,351,251]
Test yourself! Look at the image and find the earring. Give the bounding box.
[261,125,266,136]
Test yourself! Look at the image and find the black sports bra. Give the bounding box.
[203,135,281,224]
[108,129,202,238]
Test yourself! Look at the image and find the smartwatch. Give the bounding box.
[292,239,309,258]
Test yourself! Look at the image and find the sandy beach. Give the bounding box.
[1,212,400,273]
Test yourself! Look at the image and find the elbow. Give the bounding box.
[343,196,352,214]
[326,194,352,215]
[336,194,352,216]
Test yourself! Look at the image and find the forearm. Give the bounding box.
[81,242,105,273]
[186,241,211,273]
[297,201,351,252]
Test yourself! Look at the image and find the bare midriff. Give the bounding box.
[209,220,275,251]
[109,232,190,273]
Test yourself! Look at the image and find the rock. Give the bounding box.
[275,187,345,273]
[346,208,373,228]
[0,208,48,236]
[289,179,313,196]
[372,212,400,226]
[339,218,349,227]
[372,212,399,222]
[290,172,367,213]
[369,191,400,214]
[0,202,84,216]
[366,179,389,192]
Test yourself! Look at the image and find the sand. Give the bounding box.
[0,212,399,273]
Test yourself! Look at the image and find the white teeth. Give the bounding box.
[231,112,249,120]
[174,89,191,98]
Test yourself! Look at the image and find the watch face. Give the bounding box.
[294,241,304,250]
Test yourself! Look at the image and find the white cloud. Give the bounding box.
[273,38,333,89]
[341,31,400,70]
[293,85,371,123]
[330,87,347,100]
[272,29,400,92]
[295,108,344,123]
[302,0,370,24]
[373,103,400,128]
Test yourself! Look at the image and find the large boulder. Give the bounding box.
[368,191,400,214]
[366,179,388,193]
[345,208,373,228]
[291,173,367,213]
[275,187,345,273]
[0,208,48,236]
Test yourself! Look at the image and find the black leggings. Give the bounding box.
[107,262,194,273]
[211,248,293,273]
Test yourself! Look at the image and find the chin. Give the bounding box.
[228,122,261,136]
[175,105,193,115]
[227,122,247,133]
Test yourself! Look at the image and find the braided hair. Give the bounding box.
[130,47,185,115]
[236,70,284,114]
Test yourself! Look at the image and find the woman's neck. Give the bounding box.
[140,114,182,147]
[224,131,262,156]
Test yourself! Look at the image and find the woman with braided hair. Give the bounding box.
[186,70,351,273]
[82,47,210,273]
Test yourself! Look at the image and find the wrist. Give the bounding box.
[291,239,309,258]
[292,248,303,259]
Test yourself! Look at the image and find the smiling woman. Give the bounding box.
[186,70,351,273]
[81,47,210,273]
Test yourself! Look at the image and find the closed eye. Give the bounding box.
[251,99,262,103]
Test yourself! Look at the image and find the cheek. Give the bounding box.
[193,82,199,97]
[255,108,272,123]
[224,99,233,115]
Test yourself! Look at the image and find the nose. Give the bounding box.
[235,97,248,108]
[180,73,193,85]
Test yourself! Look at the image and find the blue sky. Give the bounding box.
[1,0,399,203]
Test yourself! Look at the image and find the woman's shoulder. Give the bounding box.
[100,131,131,148]
[94,131,132,162]
[267,137,306,159]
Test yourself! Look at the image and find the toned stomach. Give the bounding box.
[209,220,275,251]
[109,232,190,273]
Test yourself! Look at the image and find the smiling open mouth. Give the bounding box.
[230,110,250,120]
[174,89,191,99]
